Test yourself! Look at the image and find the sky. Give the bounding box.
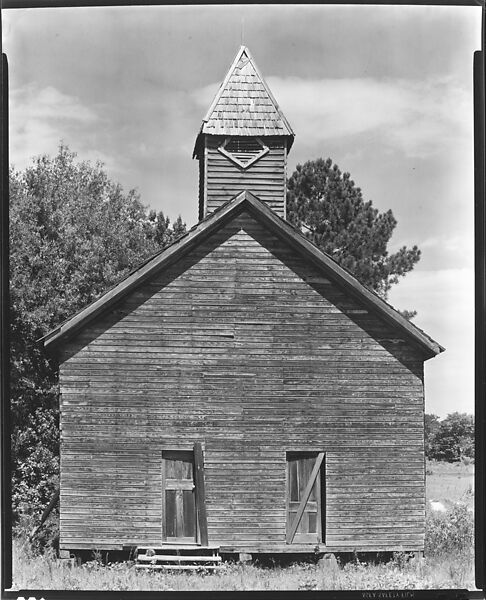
[2,4,482,417]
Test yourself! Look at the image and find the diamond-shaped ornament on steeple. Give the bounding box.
[218,136,269,169]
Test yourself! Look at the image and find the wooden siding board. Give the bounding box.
[59,210,425,552]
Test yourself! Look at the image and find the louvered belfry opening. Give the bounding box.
[194,46,295,220]
[219,136,269,169]
[224,137,263,156]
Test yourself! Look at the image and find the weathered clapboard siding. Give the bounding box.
[58,209,426,553]
[199,136,287,218]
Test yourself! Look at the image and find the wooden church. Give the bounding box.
[43,46,443,563]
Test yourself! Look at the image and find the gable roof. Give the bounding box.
[42,191,443,359]
[194,46,294,155]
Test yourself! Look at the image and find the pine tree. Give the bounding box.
[287,158,421,306]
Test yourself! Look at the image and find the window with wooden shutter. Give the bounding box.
[218,136,269,169]
[286,452,325,544]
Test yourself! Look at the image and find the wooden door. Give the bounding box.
[162,451,197,543]
[286,452,324,544]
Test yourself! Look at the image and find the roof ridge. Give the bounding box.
[41,190,443,359]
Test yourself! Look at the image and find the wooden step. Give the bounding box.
[136,543,220,550]
[135,544,223,572]
[137,554,222,562]
[136,564,223,571]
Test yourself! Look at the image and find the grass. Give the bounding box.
[9,460,476,591]
[10,544,475,591]
[426,459,474,509]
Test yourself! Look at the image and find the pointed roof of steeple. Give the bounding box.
[197,46,294,141]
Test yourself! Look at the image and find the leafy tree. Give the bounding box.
[148,209,186,248]
[287,158,421,305]
[428,412,475,462]
[10,144,186,527]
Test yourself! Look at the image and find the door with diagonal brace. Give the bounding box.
[286,452,325,544]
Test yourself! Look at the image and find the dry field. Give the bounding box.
[9,460,476,592]
[426,459,474,509]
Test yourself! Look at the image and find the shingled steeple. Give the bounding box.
[194,46,294,220]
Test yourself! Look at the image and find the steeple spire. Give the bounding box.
[197,46,294,140]
[194,46,294,221]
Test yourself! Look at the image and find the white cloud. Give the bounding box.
[9,84,105,171]
[390,232,474,273]
[420,233,474,257]
[389,267,474,417]
[15,85,98,123]
[195,75,472,160]
[390,267,473,335]
[271,75,471,159]
[194,82,220,112]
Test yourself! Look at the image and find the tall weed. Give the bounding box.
[425,503,474,556]
[10,502,475,591]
